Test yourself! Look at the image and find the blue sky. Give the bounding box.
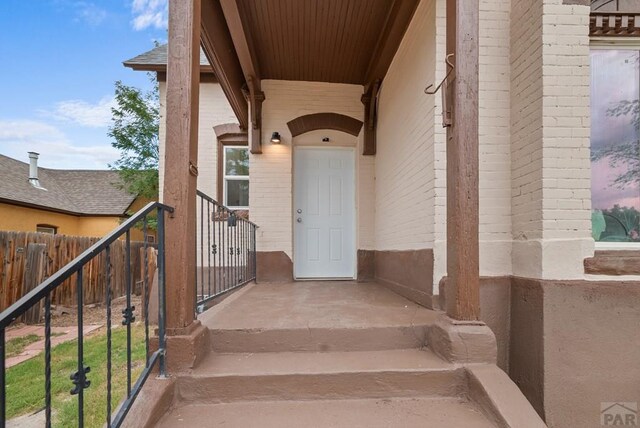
[0,0,167,169]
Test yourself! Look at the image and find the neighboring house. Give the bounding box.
[0,152,152,241]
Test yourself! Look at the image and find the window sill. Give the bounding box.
[584,250,640,275]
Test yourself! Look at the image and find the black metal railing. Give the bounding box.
[196,191,257,311]
[0,202,173,428]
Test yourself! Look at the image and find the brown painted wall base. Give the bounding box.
[256,251,294,282]
[439,276,511,371]
[584,250,640,275]
[443,275,640,428]
[373,249,435,309]
[357,250,375,281]
[509,277,544,417]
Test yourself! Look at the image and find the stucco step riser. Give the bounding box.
[175,369,466,404]
[209,326,430,353]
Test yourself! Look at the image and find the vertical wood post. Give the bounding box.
[23,243,47,324]
[164,0,201,330]
[445,0,480,320]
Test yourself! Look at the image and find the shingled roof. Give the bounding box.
[0,154,137,216]
[123,44,212,72]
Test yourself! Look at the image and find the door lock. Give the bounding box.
[297,217,302,223]
[297,209,302,214]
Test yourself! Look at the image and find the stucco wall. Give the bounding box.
[0,202,147,239]
[542,281,640,428]
[250,80,369,258]
[504,278,640,428]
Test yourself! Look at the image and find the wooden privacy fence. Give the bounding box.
[0,231,153,314]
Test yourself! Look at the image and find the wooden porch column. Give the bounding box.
[164,0,200,330]
[445,0,480,320]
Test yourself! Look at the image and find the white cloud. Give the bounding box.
[0,120,118,169]
[131,0,168,31]
[74,2,108,26]
[41,96,116,128]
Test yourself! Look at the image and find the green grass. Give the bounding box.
[6,334,41,358]
[6,324,147,428]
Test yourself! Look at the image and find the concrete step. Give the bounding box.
[200,281,438,352]
[209,324,432,352]
[175,348,465,403]
[157,397,498,428]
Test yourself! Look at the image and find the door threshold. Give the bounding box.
[294,277,356,281]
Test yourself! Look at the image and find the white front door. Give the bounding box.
[294,148,355,278]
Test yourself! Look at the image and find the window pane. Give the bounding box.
[591,50,640,242]
[226,179,249,207]
[225,147,249,176]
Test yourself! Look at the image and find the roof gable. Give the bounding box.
[123,44,213,73]
[0,154,137,216]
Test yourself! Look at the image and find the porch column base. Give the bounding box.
[428,314,497,364]
[152,320,210,373]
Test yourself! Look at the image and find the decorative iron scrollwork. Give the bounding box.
[70,365,91,395]
[122,306,136,326]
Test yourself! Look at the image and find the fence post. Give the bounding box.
[23,243,47,324]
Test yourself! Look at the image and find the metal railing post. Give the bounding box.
[157,207,167,377]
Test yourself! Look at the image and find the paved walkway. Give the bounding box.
[5,324,102,368]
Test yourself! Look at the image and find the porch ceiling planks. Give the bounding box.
[221,0,418,86]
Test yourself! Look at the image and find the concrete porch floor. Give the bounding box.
[199,281,438,330]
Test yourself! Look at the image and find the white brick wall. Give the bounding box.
[478,0,513,276]
[250,80,370,257]
[511,0,593,279]
[375,0,437,252]
[377,0,513,288]
[159,80,239,267]
[159,80,237,201]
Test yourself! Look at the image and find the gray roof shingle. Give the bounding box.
[123,44,210,70]
[0,154,137,216]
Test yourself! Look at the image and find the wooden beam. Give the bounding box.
[363,0,419,90]
[361,81,380,156]
[220,0,264,153]
[219,0,261,84]
[164,0,201,330]
[201,0,248,129]
[445,0,480,321]
[287,113,364,138]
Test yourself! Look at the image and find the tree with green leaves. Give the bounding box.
[108,76,160,199]
[591,99,640,188]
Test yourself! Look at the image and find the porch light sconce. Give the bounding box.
[270,132,281,144]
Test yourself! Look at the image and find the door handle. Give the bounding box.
[297,217,302,223]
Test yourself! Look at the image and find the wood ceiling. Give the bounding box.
[236,0,399,84]
[228,0,418,86]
